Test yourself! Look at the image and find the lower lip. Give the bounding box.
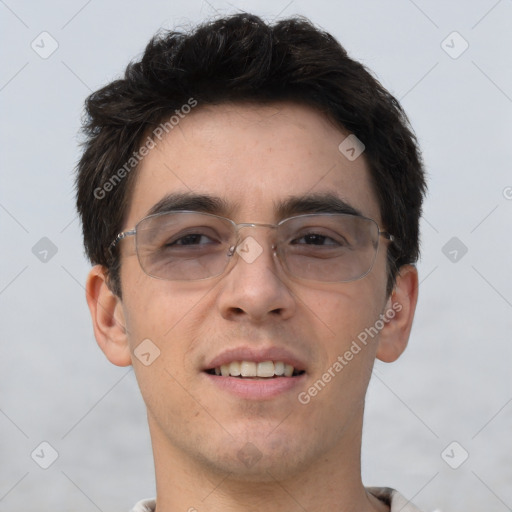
[203,372,306,400]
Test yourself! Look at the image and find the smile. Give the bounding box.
[206,360,305,378]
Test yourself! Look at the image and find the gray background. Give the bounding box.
[1,0,511,511]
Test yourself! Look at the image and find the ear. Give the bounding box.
[85,265,132,367]
[376,264,419,363]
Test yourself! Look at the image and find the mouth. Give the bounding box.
[203,347,308,399]
[205,360,306,379]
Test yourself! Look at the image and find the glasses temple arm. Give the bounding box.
[108,229,136,255]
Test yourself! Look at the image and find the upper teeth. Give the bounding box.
[214,361,296,378]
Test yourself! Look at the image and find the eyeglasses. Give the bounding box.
[109,210,394,283]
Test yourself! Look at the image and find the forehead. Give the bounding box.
[125,102,380,226]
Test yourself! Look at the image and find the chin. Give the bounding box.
[192,432,319,483]
[200,451,305,483]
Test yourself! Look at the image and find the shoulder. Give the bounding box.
[132,490,427,512]
[366,487,425,512]
[129,498,156,512]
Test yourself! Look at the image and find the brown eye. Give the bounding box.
[167,234,215,246]
[292,233,340,246]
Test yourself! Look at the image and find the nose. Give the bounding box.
[216,231,296,323]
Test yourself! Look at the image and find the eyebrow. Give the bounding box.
[145,191,363,220]
[146,192,233,218]
[274,193,363,219]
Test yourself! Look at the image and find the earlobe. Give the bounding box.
[85,265,132,367]
[376,264,419,363]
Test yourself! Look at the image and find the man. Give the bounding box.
[76,12,427,512]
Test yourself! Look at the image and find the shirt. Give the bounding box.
[130,487,424,511]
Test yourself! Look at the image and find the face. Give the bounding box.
[108,102,397,480]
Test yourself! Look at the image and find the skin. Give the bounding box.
[86,102,418,512]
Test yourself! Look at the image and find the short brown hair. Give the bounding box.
[76,13,426,297]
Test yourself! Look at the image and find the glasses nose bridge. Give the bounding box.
[235,221,278,237]
[235,221,277,230]
[234,221,279,245]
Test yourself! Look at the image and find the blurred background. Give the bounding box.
[1,1,511,511]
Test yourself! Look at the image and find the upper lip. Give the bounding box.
[204,346,307,372]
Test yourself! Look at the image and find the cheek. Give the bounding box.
[303,279,386,346]
[120,265,211,363]
[310,288,384,390]
[120,256,169,335]
[120,279,200,409]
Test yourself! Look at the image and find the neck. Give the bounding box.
[148,412,388,512]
